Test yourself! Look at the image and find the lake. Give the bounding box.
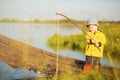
[0,22,119,67]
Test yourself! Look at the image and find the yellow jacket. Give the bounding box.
[85,31,106,57]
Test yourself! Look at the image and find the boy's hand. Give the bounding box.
[90,39,102,47]
[95,43,100,47]
[95,42,102,47]
[90,39,95,44]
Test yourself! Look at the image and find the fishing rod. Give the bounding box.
[56,13,100,51]
[56,13,92,39]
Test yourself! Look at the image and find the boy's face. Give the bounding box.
[87,24,98,32]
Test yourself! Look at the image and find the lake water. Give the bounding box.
[0,23,119,67]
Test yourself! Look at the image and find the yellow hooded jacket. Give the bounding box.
[85,31,106,57]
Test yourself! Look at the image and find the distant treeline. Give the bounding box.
[0,18,120,23]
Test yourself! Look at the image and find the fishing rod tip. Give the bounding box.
[56,13,62,15]
[56,13,59,15]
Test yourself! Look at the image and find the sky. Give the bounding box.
[0,0,120,21]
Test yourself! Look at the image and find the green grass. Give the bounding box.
[100,22,120,62]
[47,22,120,62]
[31,67,120,80]
[46,22,120,80]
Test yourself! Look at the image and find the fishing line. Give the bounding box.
[55,14,60,79]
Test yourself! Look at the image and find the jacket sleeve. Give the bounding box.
[86,32,106,46]
[98,32,106,46]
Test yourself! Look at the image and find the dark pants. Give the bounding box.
[85,56,100,66]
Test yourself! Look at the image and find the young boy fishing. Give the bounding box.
[82,18,106,73]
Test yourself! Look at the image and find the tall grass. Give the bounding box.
[100,22,120,62]
[47,33,86,53]
[47,22,120,80]
[47,22,120,62]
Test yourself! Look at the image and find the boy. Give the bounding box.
[83,18,106,72]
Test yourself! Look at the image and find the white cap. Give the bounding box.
[87,18,99,27]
